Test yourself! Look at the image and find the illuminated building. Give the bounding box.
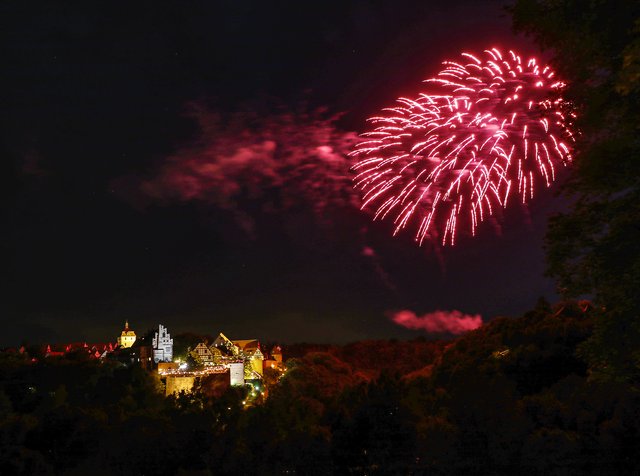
[117,320,137,348]
[229,362,245,386]
[212,333,238,357]
[188,332,268,385]
[192,342,220,365]
[212,333,264,380]
[264,345,284,371]
[152,324,173,363]
[271,345,283,363]
[232,339,264,378]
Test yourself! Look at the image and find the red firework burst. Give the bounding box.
[351,48,576,246]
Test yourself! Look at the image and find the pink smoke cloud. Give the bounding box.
[134,103,359,232]
[390,309,483,335]
[361,246,376,257]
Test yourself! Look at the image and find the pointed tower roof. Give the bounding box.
[120,320,136,338]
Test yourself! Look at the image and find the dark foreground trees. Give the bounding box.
[511,0,640,382]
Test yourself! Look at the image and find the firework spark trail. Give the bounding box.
[351,48,576,246]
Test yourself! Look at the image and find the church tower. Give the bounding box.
[117,320,137,348]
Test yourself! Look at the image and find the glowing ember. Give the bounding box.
[351,48,576,246]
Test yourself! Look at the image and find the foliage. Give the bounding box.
[283,338,444,380]
[510,0,640,382]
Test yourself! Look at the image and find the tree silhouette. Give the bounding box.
[511,0,640,383]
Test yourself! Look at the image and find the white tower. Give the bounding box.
[152,324,173,363]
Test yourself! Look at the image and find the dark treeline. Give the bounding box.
[284,338,443,378]
[2,299,639,475]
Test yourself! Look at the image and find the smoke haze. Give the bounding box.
[390,309,482,334]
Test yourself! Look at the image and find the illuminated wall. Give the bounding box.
[165,376,195,396]
[229,362,245,386]
[249,355,264,376]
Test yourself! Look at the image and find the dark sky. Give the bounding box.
[3,0,563,346]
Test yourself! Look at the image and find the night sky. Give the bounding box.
[4,0,564,346]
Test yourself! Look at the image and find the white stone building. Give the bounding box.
[152,324,173,363]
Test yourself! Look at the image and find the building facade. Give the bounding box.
[117,321,137,348]
[189,332,267,385]
[152,324,173,363]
